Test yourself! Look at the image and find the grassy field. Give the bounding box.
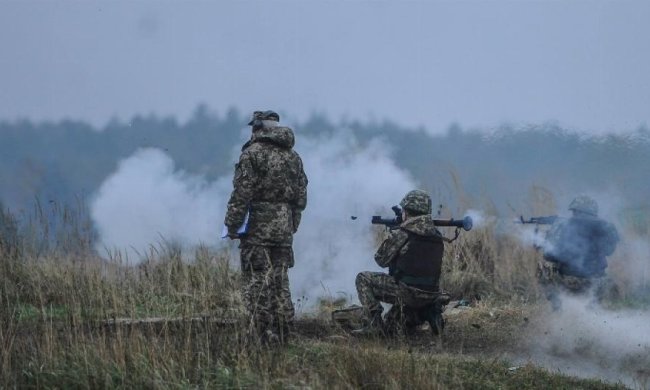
[1,203,648,389]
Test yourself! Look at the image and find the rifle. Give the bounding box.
[371,206,473,232]
[517,215,559,225]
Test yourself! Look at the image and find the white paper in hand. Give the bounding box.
[221,212,249,239]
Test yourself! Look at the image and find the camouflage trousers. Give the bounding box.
[240,244,294,341]
[355,271,441,326]
[537,260,610,310]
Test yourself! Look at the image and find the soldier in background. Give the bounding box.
[224,110,308,344]
[539,195,619,310]
[354,190,447,336]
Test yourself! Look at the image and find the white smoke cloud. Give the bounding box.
[463,209,493,229]
[511,223,553,252]
[611,238,650,292]
[90,148,232,259]
[91,131,416,301]
[291,132,416,303]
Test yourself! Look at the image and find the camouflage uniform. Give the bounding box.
[225,111,308,342]
[356,190,445,332]
[539,196,619,309]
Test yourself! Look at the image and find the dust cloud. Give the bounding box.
[518,294,650,389]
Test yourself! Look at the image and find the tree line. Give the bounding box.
[1,105,648,219]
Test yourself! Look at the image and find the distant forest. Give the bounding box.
[2,105,649,219]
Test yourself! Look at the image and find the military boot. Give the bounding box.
[426,304,445,336]
[351,310,384,337]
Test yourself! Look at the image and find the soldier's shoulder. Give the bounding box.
[290,148,304,161]
[550,217,572,233]
[388,228,410,242]
[591,216,617,230]
[241,141,268,156]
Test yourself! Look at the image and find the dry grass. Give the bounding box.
[441,224,542,303]
[0,199,645,389]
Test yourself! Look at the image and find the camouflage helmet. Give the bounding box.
[400,190,432,216]
[568,195,598,216]
[247,110,280,126]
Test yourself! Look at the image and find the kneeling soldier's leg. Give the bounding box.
[356,272,401,318]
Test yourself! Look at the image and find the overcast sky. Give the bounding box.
[1,0,649,134]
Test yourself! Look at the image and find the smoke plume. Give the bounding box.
[91,148,232,260]
[91,130,416,301]
[463,209,493,229]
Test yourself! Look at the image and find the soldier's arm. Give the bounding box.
[542,222,562,263]
[374,230,408,268]
[292,155,308,233]
[224,152,256,234]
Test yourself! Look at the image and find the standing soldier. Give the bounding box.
[540,195,619,310]
[224,110,308,344]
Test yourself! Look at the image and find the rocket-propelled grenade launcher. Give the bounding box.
[371,205,473,231]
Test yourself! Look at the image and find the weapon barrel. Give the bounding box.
[371,205,403,228]
[434,216,473,231]
[518,215,558,225]
[371,216,398,225]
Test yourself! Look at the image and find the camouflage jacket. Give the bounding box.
[225,126,308,246]
[543,215,619,278]
[374,215,442,268]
